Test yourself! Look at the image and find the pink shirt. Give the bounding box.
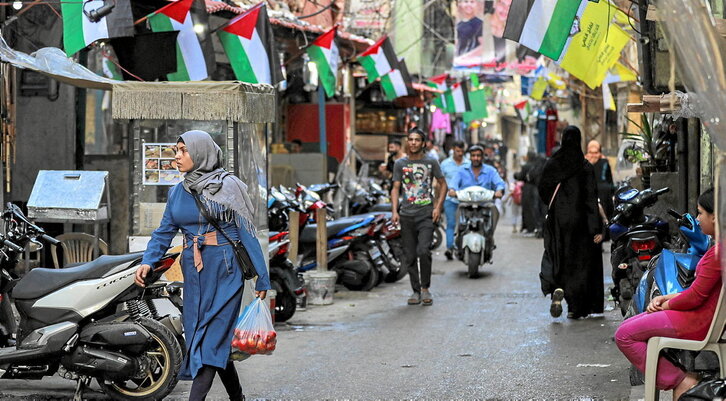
[666,245,722,340]
[429,108,451,133]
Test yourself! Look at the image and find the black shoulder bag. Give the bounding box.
[192,193,258,280]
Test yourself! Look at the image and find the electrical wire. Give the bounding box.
[628,0,642,35]
[296,2,333,20]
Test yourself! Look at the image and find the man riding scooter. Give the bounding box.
[449,145,506,261]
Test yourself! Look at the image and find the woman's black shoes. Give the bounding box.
[550,288,564,317]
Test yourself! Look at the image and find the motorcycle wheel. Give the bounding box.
[99,318,183,401]
[271,278,297,323]
[386,238,407,282]
[430,224,443,250]
[344,255,379,291]
[379,240,402,283]
[467,251,480,278]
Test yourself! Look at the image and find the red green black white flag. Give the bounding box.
[358,36,398,83]
[217,2,282,85]
[426,73,448,110]
[380,59,415,101]
[306,26,339,97]
[61,0,134,56]
[147,0,214,81]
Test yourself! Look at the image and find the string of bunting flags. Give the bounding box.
[501,0,635,92]
[57,0,637,115]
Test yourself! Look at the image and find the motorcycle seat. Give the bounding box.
[370,203,392,212]
[300,217,367,243]
[12,253,144,300]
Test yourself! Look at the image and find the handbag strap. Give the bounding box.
[548,183,561,210]
[192,192,236,245]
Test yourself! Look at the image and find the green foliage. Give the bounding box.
[619,113,655,164]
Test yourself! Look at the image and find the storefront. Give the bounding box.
[109,82,275,252]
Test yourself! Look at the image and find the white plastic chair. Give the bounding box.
[644,286,726,401]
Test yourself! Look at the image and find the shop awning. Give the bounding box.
[112,81,276,122]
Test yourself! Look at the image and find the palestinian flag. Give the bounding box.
[148,0,213,81]
[217,3,282,85]
[61,0,133,56]
[426,73,448,110]
[502,0,581,60]
[380,59,414,101]
[307,26,339,97]
[358,36,398,82]
[445,81,471,114]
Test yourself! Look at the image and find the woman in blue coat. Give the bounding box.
[135,130,271,401]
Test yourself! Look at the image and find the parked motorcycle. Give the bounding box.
[268,230,304,322]
[299,214,384,291]
[0,203,183,400]
[632,210,711,316]
[454,186,497,278]
[374,212,407,283]
[608,186,671,315]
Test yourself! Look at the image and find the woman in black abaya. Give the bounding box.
[538,126,603,319]
[514,151,546,235]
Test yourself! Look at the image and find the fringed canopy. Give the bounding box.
[111,81,276,123]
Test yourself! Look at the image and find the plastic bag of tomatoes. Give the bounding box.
[230,297,277,359]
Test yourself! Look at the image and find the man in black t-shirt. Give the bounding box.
[392,128,447,306]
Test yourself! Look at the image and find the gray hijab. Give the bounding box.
[179,130,256,234]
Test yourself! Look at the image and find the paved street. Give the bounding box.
[0,220,648,400]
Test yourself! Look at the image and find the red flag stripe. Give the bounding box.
[428,73,448,84]
[312,26,337,50]
[155,0,194,24]
[222,2,263,39]
[359,35,387,57]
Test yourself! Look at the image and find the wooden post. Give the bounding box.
[316,208,328,271]
[288,211,299,265]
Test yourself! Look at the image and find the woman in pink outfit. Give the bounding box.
[615,188,722,400]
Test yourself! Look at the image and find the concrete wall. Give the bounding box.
[11,84,77,202]
[84,155,130,254]
[270,153,326,186]
[8,6,77,203]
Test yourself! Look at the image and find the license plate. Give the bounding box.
[368,247,381,259]
[379,240,391,254]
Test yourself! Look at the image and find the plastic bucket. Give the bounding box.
[306,271,336,305]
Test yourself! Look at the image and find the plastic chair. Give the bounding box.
[51,232,109,269]
[644,287,726,401]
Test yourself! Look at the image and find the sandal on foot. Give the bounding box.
[421,289,433,306]
[408,292,421,305]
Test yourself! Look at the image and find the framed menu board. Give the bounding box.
[142,143,183,186]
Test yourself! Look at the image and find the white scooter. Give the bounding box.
[455,186,497,278]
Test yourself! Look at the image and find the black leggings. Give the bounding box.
[188,362,244,401]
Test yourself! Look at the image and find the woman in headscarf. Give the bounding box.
[135,130,271,401]
[585,140,615,221]
[514,151,547,235]
[538,126,603,319]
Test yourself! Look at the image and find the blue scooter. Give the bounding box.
[631,210,711,316]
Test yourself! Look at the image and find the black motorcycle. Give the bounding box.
[608,186,671,315]
[268,231,304,322]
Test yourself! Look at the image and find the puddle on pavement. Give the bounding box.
[277,322,349,332]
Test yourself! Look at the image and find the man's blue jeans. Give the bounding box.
[444,198,458,250]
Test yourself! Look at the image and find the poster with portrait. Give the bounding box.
[143,143,183,186]
[453,0,537,74]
